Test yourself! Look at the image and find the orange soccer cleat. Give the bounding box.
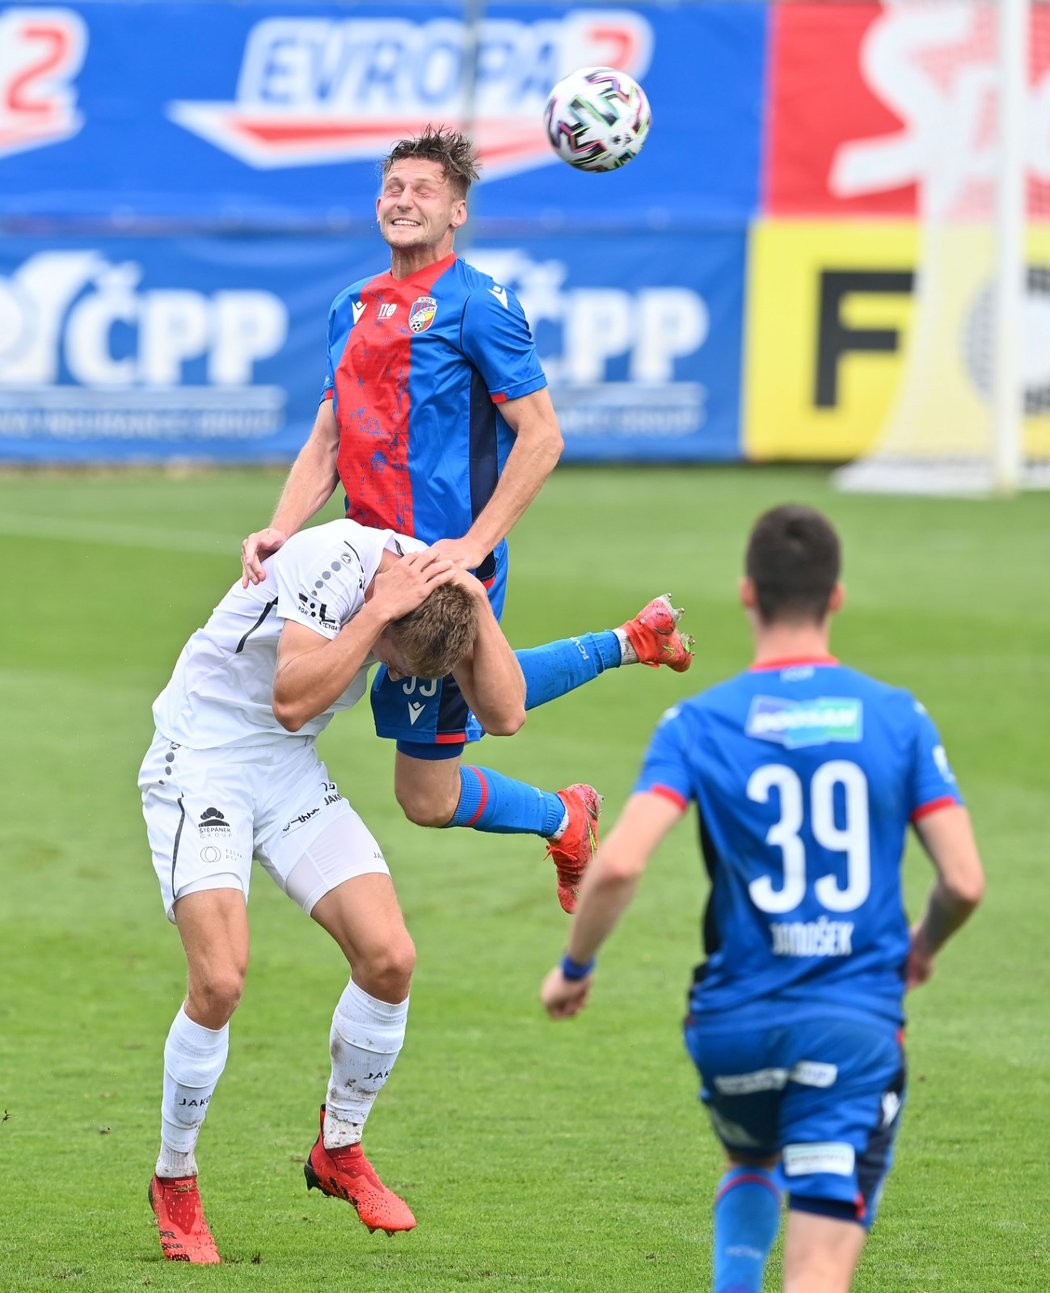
[546,783,603,914]
[622,594,695,672]
[304,1106,416,1234]
[148,1174,221,1264]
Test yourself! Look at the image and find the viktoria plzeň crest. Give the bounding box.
[409,297,438,335]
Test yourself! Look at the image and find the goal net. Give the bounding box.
[834,0,1050,495]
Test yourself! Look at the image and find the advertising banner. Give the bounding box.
[744,220,917,460]
[0,1,766,230]
[0,230,746,463]
[470,232,746,462]
[0,235,343,463]
[743,219,1050,462]
[766,1,1050,219]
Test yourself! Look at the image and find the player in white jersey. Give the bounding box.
[541,505,985,1293]
[139,518,526,1263]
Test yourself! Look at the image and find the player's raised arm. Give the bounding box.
[447,567,526,737]
[241,400,341,586]
[273,551,455,731]
[430,387,562,570]
[907,804,985,989]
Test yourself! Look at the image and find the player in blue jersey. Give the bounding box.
[542,504,984,1293]
[240,126,692,914]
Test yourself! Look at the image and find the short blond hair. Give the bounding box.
[391,582,478,678]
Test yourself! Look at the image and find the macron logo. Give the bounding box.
[489,285,508,309]
[407,701,425,725]
[352,300,366,324]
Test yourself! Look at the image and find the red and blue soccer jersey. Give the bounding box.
[322,251,547,567]
[636,657,964,1023]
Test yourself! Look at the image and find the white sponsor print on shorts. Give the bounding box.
[783,1142,855,1178]
[714,1061,840,1095]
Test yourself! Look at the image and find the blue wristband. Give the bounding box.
[560,952,595,981]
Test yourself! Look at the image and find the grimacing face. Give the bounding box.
[376,158,466,257]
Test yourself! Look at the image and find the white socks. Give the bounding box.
[614,627,637,665]
[154,985,407,1172]
[550,808,570,840]
[156,1005,229,1179]
[324,979,408,1150]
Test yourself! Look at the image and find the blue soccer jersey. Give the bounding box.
[323,251,547,572]
[636,656,963,1023]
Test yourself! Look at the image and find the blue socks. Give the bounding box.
[712,1166,782,1293]
[515,631,622,710]
[443,633,624,836]
[447,766,565,837]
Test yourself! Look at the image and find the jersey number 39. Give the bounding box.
[746,760,870,915]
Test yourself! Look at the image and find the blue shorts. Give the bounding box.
[684,1002,905,1228]
[369,551,507,757]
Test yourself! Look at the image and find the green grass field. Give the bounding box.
[0,464,1047,1292]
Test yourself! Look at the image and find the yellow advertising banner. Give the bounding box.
[743,220,1050,463]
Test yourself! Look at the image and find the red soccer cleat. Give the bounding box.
[622,594,694,672]
[545,783,603,914]
[148,1174,221,1264]
[304,1106,416,1234]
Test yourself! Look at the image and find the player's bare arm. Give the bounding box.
[447,567,526,737]
[541,791,683,1019]
[241,400,341,587]
[272,551,454,730]
[429,387,563,569]
[907,803,985,989]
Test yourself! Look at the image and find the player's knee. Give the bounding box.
[395,782,458,828]
[482,707,526,738]
[187,968,245,1027]
[358,936,416,1000]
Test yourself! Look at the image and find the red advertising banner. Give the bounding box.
[766,1,1050,218]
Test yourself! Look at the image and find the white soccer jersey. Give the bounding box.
[151,519,424,749]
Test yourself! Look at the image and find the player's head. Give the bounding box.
[744,504,842,625]
[382,126,480,200]
[381,581,479,680]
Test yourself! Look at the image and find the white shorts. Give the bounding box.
[139,731,389,922]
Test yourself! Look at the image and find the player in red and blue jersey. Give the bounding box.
[240,127,693,914]
[543,505,984,1293]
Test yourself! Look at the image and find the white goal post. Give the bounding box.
[834,0,1049,496]
[992,0,1028,493]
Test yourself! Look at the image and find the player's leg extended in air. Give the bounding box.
[375,592,694,912]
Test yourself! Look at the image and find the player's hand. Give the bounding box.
[428,536,488,571]
[444,561,489,601]
[905,921,936,991]
[541,967,593,1019]
[241,527,289,587]
[371,550,456,620]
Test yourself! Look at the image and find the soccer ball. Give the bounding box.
[544,66,651,173]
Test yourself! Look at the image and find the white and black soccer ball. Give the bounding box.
[544,66,651,173]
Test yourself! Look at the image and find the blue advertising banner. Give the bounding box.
[468,232,745,461]
[0,230,745,463]
[0,1,766,229]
